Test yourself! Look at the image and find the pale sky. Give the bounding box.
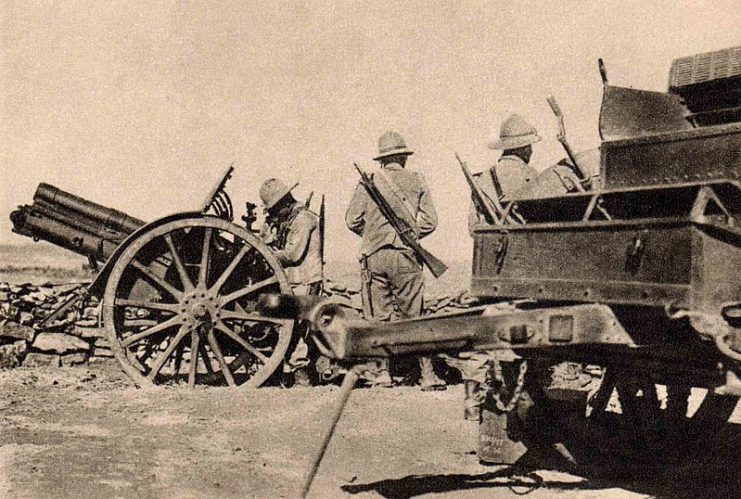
[1,1,740,266]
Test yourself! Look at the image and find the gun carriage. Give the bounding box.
[10,167,296,388]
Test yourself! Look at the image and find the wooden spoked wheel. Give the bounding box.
[103,217,294,388]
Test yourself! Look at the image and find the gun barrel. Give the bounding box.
[11,183,145,263]
[10,205,124,262]
[34,183,145,234]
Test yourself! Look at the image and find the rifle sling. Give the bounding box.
[489,168,505,202]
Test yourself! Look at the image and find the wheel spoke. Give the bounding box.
[146,326,190,381]
[131,260,182,299]
[220,276,279,304]
[206,328,236,387]
[209,243,252,294]
[122,315,182,347]
[198,228,212,287]
[215,320,269,365]
[188,330,200,387]
[123,319,158,328]
[115,298,180,313]
[219,309,285,325]
[164,234,194,291]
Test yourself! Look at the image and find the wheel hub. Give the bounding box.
[191,303,209,319]
[181,291,221,326]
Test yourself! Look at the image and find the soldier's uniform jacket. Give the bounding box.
[468,155,538,233]
[269,202,322,286]
[492,155,538,200]
[520,163,581,199]
[345,163,437,258]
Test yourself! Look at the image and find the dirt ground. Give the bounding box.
[0,362,738,499]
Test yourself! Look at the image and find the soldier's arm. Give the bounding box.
[345,183,367,236]
[275,212,315,265]
[417,175,438,238]
[259,221,277,246]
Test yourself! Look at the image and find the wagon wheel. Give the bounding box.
[102,216,294,388]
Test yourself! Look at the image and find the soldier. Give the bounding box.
[454,115,543,420]
[468,114,541,232]
[259,178,322,387]
[345,131,446,390]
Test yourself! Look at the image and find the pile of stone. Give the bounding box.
[321,279,363,312]
[0,282,114,369]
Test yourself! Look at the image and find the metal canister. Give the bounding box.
[478,402,527,464]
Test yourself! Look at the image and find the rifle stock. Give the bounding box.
[413,242,449,278]
[354,163,448,278]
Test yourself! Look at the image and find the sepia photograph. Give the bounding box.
[1,1,740,497]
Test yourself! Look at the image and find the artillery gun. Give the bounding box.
[261,46,741,494]
[10,167,297,388]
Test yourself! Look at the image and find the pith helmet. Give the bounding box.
[373,131,414,161]
[488,114,541,150]
[259,178,298,209]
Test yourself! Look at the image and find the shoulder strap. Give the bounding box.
[276,205,306,247]
[489,168,505,201]
[374,168,419,220]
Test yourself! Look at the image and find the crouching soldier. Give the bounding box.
[259,178,322,387]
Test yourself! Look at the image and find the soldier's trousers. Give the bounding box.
[360,248,423,321]
[440,352,490,383]
[284,281,322,373]
[360,248,429,378]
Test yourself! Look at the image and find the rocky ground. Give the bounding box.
[1,361,739,499]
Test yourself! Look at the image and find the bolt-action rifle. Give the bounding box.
[456,154,524,225]
[354,163,448,278]
[456,153,501,225]
[546,95,590,188]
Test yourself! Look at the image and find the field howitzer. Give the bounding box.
[9,166,308,390]
[353,163,448,278]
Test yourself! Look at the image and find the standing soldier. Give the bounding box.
[259,178,322,387]
[468,114,541,231]
[345,131,446,390]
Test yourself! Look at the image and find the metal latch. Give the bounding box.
[625,234,645,274]
[494,234,509,273]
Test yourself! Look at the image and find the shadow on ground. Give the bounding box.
[342,416,741,499]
